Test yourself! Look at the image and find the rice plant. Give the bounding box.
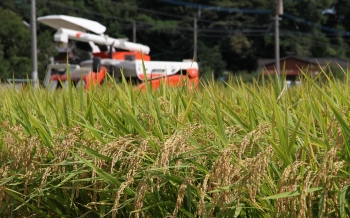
[0,68,349,217]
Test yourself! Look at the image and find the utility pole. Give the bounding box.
[133,20,136,43]
[275,0,283,85]
[31,0,38,89]
[193,16,197,61]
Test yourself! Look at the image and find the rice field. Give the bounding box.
[0,70,349,217]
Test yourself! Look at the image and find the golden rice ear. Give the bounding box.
[1,70,349,217]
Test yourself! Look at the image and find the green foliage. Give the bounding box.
[0,69,350,217]
[0,7,31,80]
[0,6,57,81]
[198,42,226,76]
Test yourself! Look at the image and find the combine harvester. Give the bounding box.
[37,15,199,91]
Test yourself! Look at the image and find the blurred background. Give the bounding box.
[1,0,350,82]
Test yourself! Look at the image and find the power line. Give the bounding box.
[38,0,131,22]
[37,0,186,31]
[198,33,266,38]
[280,28,350,38]
[136,32,193,54]
[37,0,187,30]
[42,0,268,28]
[282,13,350,36]
[158,0,272,14]
[12,0,350,38]
[199,28,268,34]
[159,0,350,37]
[36,0,270,35]
[96,0,193,21]
[32,0,350,51]
[101,0,270,27]
[279,30,350,51]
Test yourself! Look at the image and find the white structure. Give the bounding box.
[37,15,150,54]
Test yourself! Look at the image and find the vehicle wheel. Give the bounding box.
[49,80,58,91]
[92,57,101,73]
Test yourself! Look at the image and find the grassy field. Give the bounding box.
[0,70,349,217]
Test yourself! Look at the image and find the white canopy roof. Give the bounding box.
[37,15,106,34]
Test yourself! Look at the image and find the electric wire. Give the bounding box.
[158,0,272,14]
[159,0,350,37]
[14,0,350,54]
[136,32,193,54]
[36,0,272,35]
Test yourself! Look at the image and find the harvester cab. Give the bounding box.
[38,15,199,90]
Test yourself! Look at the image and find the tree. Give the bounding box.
[1,0,350,80]
[279,0,345,58]
[326,0,350,57]
[0,7,31,80]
